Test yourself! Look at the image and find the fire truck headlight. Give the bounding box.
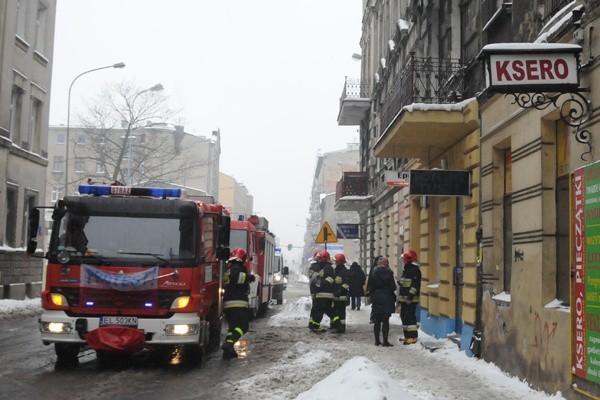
[274,274,282,282]
[170,296,190,309]
[50,293,68,306]
[165,324,199,335]
[41,321,72,334]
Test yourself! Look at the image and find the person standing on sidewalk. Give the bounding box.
[367,257,396,346]
[348,261,366,311]
[308,251,335,333]
[398,250,422,345]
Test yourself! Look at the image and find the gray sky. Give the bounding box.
[49,0,362,260]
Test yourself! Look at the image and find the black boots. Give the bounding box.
[222,341,238,359]
[382,320,393,347]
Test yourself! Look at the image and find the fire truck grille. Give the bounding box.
[78,289,190,310]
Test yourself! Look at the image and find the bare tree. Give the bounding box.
[72,81,210,187]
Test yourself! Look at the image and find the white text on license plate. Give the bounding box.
[100,316,138,326]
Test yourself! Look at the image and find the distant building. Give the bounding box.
[218,172,253,218]
[46,125,221,201]
[0,0,57,299]
[303,143,360,271]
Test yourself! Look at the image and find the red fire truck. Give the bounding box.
[26,185,231,367]
[229,215,284,317]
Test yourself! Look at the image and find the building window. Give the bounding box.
[556,121,570,304]
[503,149,512,293]
[52,156,65,173]
[5,186,18,247]
[34,1,48,55]
[27,97,43,152]
[74,158,85,173]
[16,0,28,40]
[96,161,106,174]
[76,132,86,145]
[51,186,64,203]
[9,86,24,144]
[56,131,65,144]
[22,193,37,247]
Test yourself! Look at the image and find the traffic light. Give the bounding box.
[287,244,293,251]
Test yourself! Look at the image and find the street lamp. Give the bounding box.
[64,62,125,195]
[124,83,164,185]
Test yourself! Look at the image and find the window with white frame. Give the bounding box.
[9,86,24,144]
[51,186,64,203]
[52,156,64,173]
[27,97,43,152]
[34,1,48,55]
[56,131,65,144]
[76,132,86,145]
[96,161,106,174]
[74,158,85,173]
[22,193,37,247]
[16,0,29,40]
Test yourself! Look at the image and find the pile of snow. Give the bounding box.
[268,296,312,327]
[0,298,42,320]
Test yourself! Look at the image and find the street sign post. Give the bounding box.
[315,221,338,249]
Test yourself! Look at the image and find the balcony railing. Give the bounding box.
[380,56,464,131]
[340,77,370,103]
[335,172,369,202]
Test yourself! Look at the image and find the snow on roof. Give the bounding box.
[339,195,372,201]
[397,18,409,31]
[481,43,581,52]
[536,4,583,43]
[403,97,477,113]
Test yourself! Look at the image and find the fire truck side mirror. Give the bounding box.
[218,215,231,247]
[26,208,40,255]
[217,247,230,261]
[283,266,289,276]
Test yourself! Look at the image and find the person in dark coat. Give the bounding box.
[348,262,366,310]
[367,257,397,347]
[366,255,383,323]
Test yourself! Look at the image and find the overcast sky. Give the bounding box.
[49,0,363,262]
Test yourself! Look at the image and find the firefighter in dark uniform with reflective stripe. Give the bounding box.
[221,247,255,359]
[307,251,322,329]
[308,251,335,332]
[397,250,422,345]
[331,253,350,333]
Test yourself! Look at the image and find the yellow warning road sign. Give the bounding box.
[315,221,338,243]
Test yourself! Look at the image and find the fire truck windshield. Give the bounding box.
[53,212,196,262]
[229,229,248,252]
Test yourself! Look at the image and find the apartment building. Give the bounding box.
[338,0,600,397]
[218,171,254,218]
[0,0,56,299]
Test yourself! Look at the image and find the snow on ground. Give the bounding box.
[0,298,42,320]
[0,294,567,399]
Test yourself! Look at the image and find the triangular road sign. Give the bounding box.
[315,221,338,243]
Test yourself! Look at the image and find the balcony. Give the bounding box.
[337,77,371,126]
[334,172,371,212]
[373,56,479,160]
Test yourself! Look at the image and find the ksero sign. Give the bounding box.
[478,43,581,93]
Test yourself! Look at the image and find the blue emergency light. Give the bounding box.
[78,185,181,198]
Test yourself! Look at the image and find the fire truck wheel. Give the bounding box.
[183,344,204,368]
[54,343,80,366]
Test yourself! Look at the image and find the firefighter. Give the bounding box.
[221,247,255,359]
[331,253,350,333]
[308,250,335,332]
[397,250,422,345]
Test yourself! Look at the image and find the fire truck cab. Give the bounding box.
[26,185,231,367]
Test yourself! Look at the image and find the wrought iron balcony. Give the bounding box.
[379,56,464,131]
[334,172,371,212]
[337,77,371,126]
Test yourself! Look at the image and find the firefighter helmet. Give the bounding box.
[319,251,331,262]
[334,253,346,264]
[228,247,247,263]
[401,250,418,263]
[377,257,389,267]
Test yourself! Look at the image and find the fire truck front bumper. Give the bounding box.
[39,311,204,346]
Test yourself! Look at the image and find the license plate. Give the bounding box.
[100,316,138,327]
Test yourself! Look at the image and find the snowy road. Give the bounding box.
[0,282,563,400]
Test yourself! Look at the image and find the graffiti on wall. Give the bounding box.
[532,311,558,363]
